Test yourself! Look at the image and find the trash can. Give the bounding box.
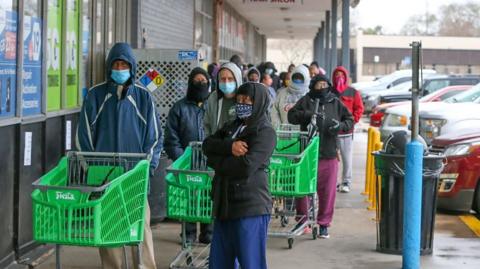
[373,152,444,255]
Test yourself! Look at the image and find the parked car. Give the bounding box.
[356,69,436,95]
[369,85,471,127]
[431,128,480,212]
[380,83,480,142]
[365,75,480,112]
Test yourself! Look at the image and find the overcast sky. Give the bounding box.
[353,0,473,34]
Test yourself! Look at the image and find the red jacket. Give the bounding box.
[332,66,364,134]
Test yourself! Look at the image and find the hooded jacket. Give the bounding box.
[164,67,209,161]
[204,62,243,137]
[271,65,311,128]
[203,82,276,220]
[77,42,163,169]
[332,66,364,134]
[288,75,354,159]
[247,67,261,83]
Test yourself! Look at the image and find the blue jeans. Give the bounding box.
[209,215,270,269]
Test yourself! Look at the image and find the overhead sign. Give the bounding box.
[139,68,166,92]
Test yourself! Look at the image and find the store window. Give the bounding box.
[0,0,18,118]
[22,0,42,116]
[65,0,80,108]
[46,0,62,111]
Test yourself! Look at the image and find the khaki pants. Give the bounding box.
[99,203,157,269]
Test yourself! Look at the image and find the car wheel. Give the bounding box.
[473,179,480,213]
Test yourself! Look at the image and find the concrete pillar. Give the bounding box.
[341,0,350,71]
[325,11,331,76]
[319,22,325,68]
[331,0,338,73]
[313,32,318,62]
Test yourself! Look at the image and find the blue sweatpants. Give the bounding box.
[209,215,270,269]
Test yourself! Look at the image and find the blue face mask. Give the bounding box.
[235,103,253,119]
[293,79,303,85]
[111,69,131,85]
[219,82,236,95]
[265,68,273,75]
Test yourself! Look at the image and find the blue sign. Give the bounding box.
[178,50,198,61]
[22,16,42,116]
[0,10,18,118]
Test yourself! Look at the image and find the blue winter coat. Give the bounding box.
[76,42,163,169]
[164,98,206,160]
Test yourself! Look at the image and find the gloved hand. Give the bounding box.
[326,118,340,135]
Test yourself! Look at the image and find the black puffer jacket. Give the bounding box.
[203,82,276,220]
[288,89,353,159]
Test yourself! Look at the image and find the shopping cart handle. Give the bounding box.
[32,177,113,193]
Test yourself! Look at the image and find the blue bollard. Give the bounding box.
[402,140,424,269]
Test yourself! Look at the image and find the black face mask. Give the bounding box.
[187,81,210,102]
[309,87,330,99]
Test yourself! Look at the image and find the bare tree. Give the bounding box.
[400,14,438,36]
[437,2,480,37]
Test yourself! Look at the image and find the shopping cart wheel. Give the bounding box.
[287,238,294,249]
[281,216,289,227]
[312,226,318,240]
[186,254,193,266]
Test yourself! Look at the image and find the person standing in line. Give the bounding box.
[77,42,161,269]
[331,66,364,193]
[288,74,353,239]
[164,67,213,244]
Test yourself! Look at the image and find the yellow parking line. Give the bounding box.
[459,215,480,237]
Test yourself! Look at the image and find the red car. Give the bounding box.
[369,85,472,127]
[432,128,480,212]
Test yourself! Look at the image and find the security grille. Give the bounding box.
[133,49,200,129]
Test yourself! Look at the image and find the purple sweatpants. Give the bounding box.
[295,158,339,227]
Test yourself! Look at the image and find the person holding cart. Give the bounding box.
[288,74,353,239]
[77,42,162,269]
[203,82,276,269]
[164,67,213,244]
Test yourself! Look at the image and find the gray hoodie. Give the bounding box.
[204,62,243,137]
[270,65,311,128]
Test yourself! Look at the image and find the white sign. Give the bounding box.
[24,132,33,166]
[66,120,72,150]
[374,55,380,63]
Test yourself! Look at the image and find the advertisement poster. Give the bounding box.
[22,15,42,116]
[47,0,62,111]
[65,0,79,108]
[0,7,17,118]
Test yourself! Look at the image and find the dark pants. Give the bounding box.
[209,215,270,269]
[185,222,213,240]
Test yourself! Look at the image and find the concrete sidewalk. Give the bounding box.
[33,131,480,269]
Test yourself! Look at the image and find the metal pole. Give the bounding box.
[313,33,318,62]
[331,0,338,71]
[325,11,331,76]
[411,42,421,141]
[403,41,423,269]
[341,0,350,71]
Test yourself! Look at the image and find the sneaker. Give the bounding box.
[303,226,312,234]
[339,184,351,193]
[319,226,330,239]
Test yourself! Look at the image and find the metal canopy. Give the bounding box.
[226,0,360,39]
